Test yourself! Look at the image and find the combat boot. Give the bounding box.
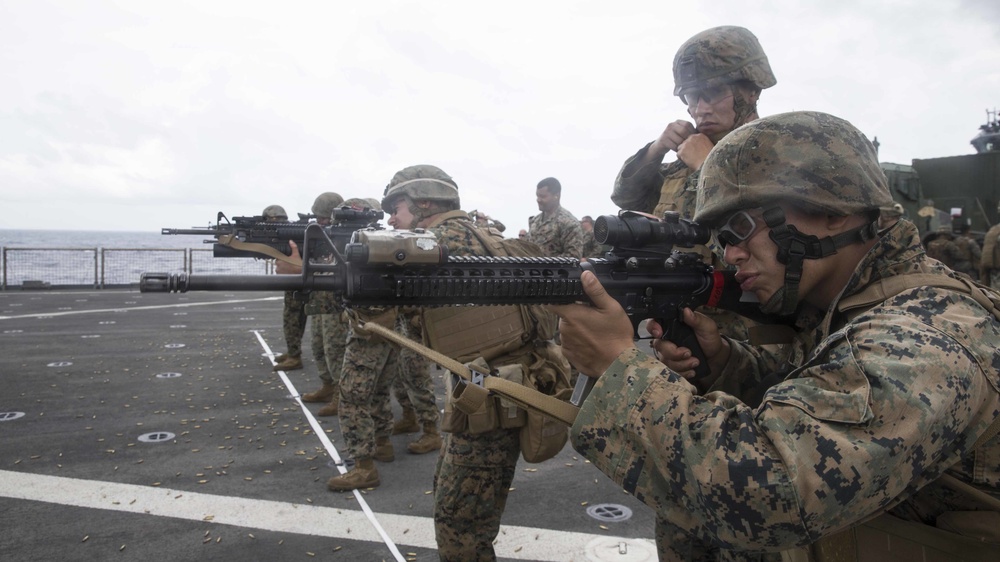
[273,355,303,372]
[373,436,395,462]
[391,407,419,435]
[275,353,289,363]
[407,423,442,455]
[317,396,339,417]
[327,457,380,491]
[301,383,337,403]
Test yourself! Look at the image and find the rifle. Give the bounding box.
[160,207,385,264]
[142,211,781,382]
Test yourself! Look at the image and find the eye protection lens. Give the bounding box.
[715,210,760,248]
[680,84,733,107]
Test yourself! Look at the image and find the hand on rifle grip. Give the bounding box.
[647,308,725,384]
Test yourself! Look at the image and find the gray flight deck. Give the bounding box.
[0,288,656,561]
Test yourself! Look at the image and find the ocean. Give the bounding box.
[0,229,213,250]
[0,229,273,288]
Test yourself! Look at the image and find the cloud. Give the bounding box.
[2,0,1000,233]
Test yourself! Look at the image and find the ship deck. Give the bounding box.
[0,288,656,561]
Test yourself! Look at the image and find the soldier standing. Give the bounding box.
[924,225,963,270]
[981,204,1000,288]
[262,204,309,373]
[381,165,571,560]
[612,24,777,368]
[286,192,348,416]
[579,215,602,258]
[953,222,982,279]
[528,177,585,257]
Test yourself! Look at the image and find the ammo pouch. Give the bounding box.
[442,346,572,463]
[445,360,527,434]
[422,305,530,363]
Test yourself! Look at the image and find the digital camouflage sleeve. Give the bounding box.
[571,220,1000,552]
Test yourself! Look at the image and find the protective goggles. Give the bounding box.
[715,210,764,248]
[679,84,733,107]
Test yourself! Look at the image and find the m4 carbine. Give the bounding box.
[160,207,384,264]
[142,212,777,381]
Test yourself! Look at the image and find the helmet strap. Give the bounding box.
[731,88,758,131]
[760,207,879,315]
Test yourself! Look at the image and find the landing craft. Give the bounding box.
[880,109,1000,237]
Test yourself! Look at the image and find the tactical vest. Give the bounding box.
[420,211,556,363]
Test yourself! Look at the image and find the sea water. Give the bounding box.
[0,229,272,287]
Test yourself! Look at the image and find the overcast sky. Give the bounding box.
[3,0,999,234]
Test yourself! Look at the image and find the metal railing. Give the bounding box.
[1,247,275,290]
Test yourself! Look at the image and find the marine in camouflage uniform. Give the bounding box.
[923,226,963,270]
[579,215,603,258]
[261,205,309,372]
[611,26,776,347]
[326,197,442,491]
[953,223,982,279]
[382,165,570,561]
[277,192,349,412]
[558,112,1000,560]
[528,177,585,257]
[326,305,401,490]
[980,207,1000,289]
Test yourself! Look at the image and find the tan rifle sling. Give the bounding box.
[782,272,1000,562]
[376,211,578,426]
[215,234,303,266]
[355,320,579,426]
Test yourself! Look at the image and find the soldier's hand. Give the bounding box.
[645,308,728,382]
[276,241,303,274]
[651,120,697,154]
[549,271,635,378]
[676,133,714,170]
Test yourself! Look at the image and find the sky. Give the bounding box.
[2,0,1000,234]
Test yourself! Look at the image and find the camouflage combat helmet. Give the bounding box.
[695,111,892,226]
[311,192,345,218]
[696,111,891,316]
[381,165,459,213]
[342,197,381,210]
[262,204,288,220]
[673,26,776,97]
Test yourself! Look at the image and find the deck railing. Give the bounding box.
[1,247,274,290]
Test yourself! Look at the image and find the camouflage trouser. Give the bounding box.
[339,329,400,459]
[991,270,1000,290]
[310,313,347,386]
[392,316,439,425]
[282,291,308,357]
[433,427,520,561]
